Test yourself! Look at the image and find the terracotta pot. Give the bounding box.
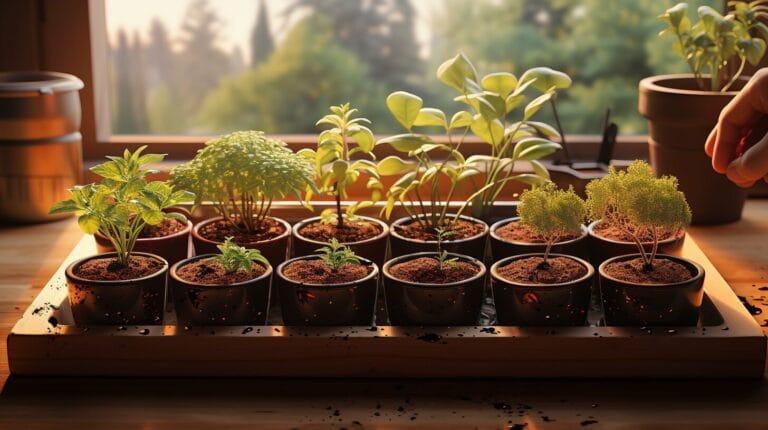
[94,220,192,266]
[291,215,389,268]
[64,252,168,325]
[276,255,379,326]
[389,213,489,260]
[639,74,749,224]
[191,216,291,268]
[383,252,486,326]
[587,220,685,268]
[170,254,272,326]
[598,254,705,326]
[490,253,594,326]
[489,217,589,261]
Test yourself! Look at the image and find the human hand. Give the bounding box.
[705,68,768,187]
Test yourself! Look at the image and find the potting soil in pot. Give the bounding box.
[496,256,586,284]
[176,260,265,285]
[138,218,186,238]
[75,255,164,280]
[298,220,382,242]
[396,219,483,241]
[199,218,286,243]
[496,221,579,243]
[603,257,693,284]
[282,260,370,284]
[389,257,479,284]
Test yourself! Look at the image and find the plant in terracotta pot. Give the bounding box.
[276,239,379,326]
[640,1,768,224]
[171,131,314,268]
[170,237,272,326]
[490,184,594,326]
[587,161,704,326]
[49,147,178,325]
[383,228,487,325]
[293,104,389,266]
[585,161,687,266]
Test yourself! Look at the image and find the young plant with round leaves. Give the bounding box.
[517,183,586,267]
[299,104,378,229]
[316,238,362,272]
[659,1,768,91]
[207,236,269,274]
[49,146,195,267]
[585,161,692,270]
[171,131,315,234]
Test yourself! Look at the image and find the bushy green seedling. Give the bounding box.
[171,131,314,234]
[659,1,768,91]
[518,183,586,266]
[207,237,269,274]
[316,238,362,272]
[49,146,195,266]
[586,160,691,270]
[300,103,379,229]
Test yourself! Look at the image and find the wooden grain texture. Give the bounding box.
[1,201,768,428]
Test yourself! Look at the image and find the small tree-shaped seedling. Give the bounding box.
[316,238,362,272]
[207,237,269,274]
[434,227,459,272]
[586,161,691,271]
[518,183,586,268]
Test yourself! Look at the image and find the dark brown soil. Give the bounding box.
[389,256,479,284]
[603,257,693,284]
[593,222,678,243]
[396,218,484,241]
[495,220,579,244]
[496,256,587,284]
[298,219,382,243]
[176,259,266,285]
[282,259,371,284]
[75,255,164,281]
[199,217,286,244]
[139,218,186,238]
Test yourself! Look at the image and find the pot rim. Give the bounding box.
[292,215,390,247]
[276,254,379,288]
[0,71,84,94]
[192,215,291,247]
[490,253,594,288]
[587,220,684,246]
[383,251,487,288]
[490,217,587,246]
[598,253,704,288]
[390,213,489,244]
[65,251,169,285]
[169,254,273,288]
[95,219,193,243]
[639,74,747,97]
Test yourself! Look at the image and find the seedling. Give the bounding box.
[171,131,314,234]
[586,161,691,271]
[517,183,586,267]
[207,237,269,274]
[434,227,459,271]
[316,238,362,272]
[49,146,195,267]
[659,1,768,91]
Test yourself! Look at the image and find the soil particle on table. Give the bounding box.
[395,218,484,241]
[593,222,678,243]
[603,257,693,284]
[389,257,479,284]
[176,259,265,285]
[416,333,442,343]
[738,295,763,315]
[199,217,286,244]
[75,255,164,281]
[282,259,370,284]
[298,219,382,243]
[496,220,579,243]
[496,256,587,284]
[139,218,186,238]
[47,316,58,327]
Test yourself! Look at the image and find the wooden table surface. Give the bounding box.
[0,202,767,429]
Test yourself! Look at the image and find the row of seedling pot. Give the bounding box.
[50,54,703,328]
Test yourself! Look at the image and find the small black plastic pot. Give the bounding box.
[276,255,379,326]
[489,217,589,261]
[64,252,168,325]
[389,213,489,260]
[490,253,594,326]
[598,254,705,326]
[291,215,390,268]
[588,220,685,267]
[383,252,486,326]
[169,254,272,326]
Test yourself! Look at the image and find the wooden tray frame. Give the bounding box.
[7,202,767,378]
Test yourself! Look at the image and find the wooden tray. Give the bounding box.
[6,204,767,379]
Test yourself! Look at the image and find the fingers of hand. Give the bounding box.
[726,132,768,188]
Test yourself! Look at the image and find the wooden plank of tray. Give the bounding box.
[7,234,766,378]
